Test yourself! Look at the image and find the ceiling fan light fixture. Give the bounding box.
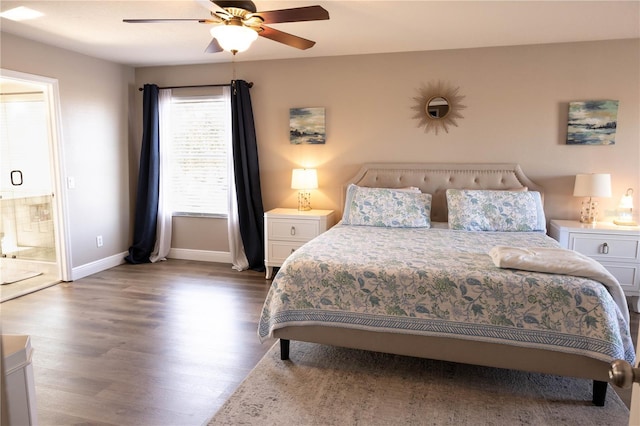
[210,23,258,53]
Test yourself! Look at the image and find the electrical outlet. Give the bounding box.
[96,235,103,247]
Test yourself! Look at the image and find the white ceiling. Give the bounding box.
[1,1,639,67]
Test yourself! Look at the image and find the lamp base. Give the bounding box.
[579,218,597,224]
[297,191,312,211]
[613,219,638,226]
[579,198,598,224]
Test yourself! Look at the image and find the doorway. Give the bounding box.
[0,69,69,302]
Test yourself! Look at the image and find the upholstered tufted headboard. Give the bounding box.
[344,163,543,223]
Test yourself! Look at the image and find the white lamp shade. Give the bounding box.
[291,169,318,190]
[573,173,612,198]
[210,24,258,53]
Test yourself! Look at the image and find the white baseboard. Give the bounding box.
[71,251,128,281]
[168,248,231,264]
[70,249,231,281]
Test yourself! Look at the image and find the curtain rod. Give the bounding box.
[137,82,253,91]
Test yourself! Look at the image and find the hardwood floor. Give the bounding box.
[1,259,638,425]
[1,260,275,425]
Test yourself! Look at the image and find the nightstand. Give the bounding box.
[549,219,640,312]
[264,208,335,279]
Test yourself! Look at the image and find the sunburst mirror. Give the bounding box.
[411,81,466,135]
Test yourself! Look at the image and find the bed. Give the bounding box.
[258,163,635,406]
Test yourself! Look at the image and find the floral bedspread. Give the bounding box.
[258,224,635,364]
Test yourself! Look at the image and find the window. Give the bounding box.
[168,88,231,217]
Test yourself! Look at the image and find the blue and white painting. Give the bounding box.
[567,100,618,145]
[290,107,325,144]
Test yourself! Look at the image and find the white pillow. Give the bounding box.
[446,189,545,232]
[342,184,432,228]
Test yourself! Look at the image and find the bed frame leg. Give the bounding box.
[592,380,607,406]
[280,339,290,360]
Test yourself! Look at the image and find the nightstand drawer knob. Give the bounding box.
[291,248,295,254]
[290,226,296,236]
[602,242,609,254]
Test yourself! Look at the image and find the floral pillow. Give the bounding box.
[446,189,546,232]
[342,184,432,227]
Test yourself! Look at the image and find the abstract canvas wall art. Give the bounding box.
[290,107,325,144]
[567,100,618,145]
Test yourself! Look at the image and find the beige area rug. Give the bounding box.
[208,341,629,426]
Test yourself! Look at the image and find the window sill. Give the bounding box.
[172,212,227,219]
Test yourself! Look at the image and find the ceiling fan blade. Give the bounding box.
[259,26,315,50]
[196,0,232,19]
[123,18,217,24]
[205,38,223,53]
[251,5,329,24]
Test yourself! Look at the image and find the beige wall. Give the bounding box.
[4,31,635,268]
[1,32,135,268]
[136,39,639,253]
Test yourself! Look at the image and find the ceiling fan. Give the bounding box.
[123,0,330,55]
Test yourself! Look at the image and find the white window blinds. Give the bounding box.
[169,89,230,216]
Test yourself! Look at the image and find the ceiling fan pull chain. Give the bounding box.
[232,55,237,81]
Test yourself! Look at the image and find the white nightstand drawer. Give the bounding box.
[268,219,319,241]
[600,262,639,292]
[570,234,639,262]
[268,241,304,263]
[264,208,335,279]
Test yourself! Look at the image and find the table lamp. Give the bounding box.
[573,173,611,224]
[291,168,318,211]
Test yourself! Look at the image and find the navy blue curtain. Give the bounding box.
[231,80,265,271]
[125,84,160,264]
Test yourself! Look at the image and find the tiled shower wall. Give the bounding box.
[1,194,55,254]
